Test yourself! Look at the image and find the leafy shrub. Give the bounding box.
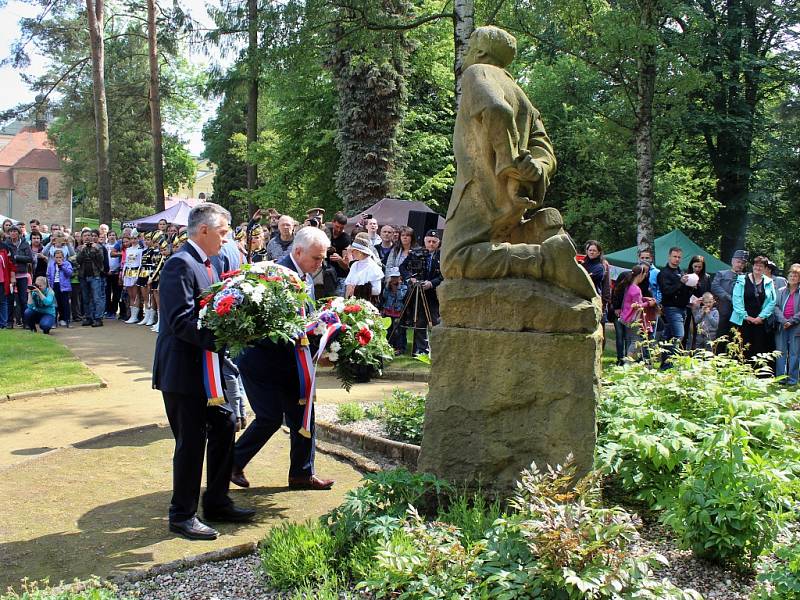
[662,423,789,567]
[336,402,366,424]
[597,348,800,509]
[752,535,800,599]
[0,580,123,600]
[380,388,426,444]
[436,491,502,549]
[472,458,701,600]
[259,520,337,590]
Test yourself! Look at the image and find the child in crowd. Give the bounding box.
[344,232,383,303]
[47,248,73,327]
[382,266,408,354]
[692,292,719,349]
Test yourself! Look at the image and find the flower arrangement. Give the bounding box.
[199,261,311,357]
[313,297,394,390]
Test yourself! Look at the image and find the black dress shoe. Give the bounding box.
[204,504,256,523]
[91,319,103,327]
[230,467,250,488]
[81,318,93,326]
[168,516,219,540]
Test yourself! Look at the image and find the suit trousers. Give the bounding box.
[163,392,235,522]
[234,346,315,478]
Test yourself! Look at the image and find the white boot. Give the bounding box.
[144,308,157,326]
[137,308,151,325]
[151,312,160,332]
[124,307,140,324]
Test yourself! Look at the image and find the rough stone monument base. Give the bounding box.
[418,279,601,496]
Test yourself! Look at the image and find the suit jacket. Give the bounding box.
[711,269,739,319]
[152,243,219,397]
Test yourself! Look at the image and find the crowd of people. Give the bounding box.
[583,242,800,385]
[0,208,443,355]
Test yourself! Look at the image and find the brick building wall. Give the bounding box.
[9,168,71,226]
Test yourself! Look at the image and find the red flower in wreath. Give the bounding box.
[356,327,372,346]
[344,304,362,314]
[200,294,214,308]
[215,295,235,316]
[220,269,241,279]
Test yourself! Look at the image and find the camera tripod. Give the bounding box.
[387,279,435,346]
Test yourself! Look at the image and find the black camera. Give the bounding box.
[406,247,429,277]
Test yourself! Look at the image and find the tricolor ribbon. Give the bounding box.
[203,350,226,407]
[296,312,343,438]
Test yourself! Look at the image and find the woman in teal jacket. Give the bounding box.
[23,275,57,334]
[731,255,776,360]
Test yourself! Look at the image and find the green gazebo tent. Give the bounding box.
[605,229,730,274]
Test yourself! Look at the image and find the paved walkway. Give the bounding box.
[0,320,427,590]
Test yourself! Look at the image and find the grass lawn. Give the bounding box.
[0,330,99,395]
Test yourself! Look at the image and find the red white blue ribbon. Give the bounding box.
[203,350,225,406]
[296,312,343,438]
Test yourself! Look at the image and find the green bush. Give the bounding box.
[0,580,123,600]
[437,491,502,549]
[752,536,800,599]
[259,520,337,590]
[381,389,426,444]
[662,423,789,567]
[336,402,366,424]
[598,349,800,510]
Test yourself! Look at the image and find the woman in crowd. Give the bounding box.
[684,255,712,349]
[122,230,144,323]
[617,264,656,359]
[731,255,777,361]
[0,236,14,328]
[147,236,171,332]
[47,248,73,327]
[44,231,74,259]
[166,223,179,241]
[344,233,383,303]
[582,240,611,347]
[136,232,159,326]
[385,225,417,284]
[609,271,630,365]
[105,230,122,319]
[29,231,49,279]
[157,218,168,234]
[774,264,800,385]
[23,275,57,334]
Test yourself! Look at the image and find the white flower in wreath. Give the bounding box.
[326,351,339,362]
[365,319,373,326]
[331,297,345,311]
[329,341,341,352]
[240,282,255,295]
[251,287,265,304]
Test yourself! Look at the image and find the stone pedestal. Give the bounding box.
[418,279,601,496]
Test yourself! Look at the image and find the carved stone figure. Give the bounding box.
[418,26,601,495]
[441,26,595,300]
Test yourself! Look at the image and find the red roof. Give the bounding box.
[14,148,61,170]
[0,130,60,170]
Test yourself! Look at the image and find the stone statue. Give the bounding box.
[442,26,595,300]
[418,26,601,496]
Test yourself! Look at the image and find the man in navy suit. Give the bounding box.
[153,202,255,540]
[231,226,336,491]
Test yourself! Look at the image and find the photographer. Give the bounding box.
[76,229,106,327]
[23,276,57,334]
[400,229,443,356]
[324,212,351,295]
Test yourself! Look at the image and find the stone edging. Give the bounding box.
[378,370,430,383]
[107,542,258,584]
[316,420,419,468]
[2,380,107,403]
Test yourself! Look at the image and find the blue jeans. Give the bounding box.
[81,276,105,321]
[775,328,800,385]
[660,306,686,369]
[0,291,8,327]
[24,309,55,333]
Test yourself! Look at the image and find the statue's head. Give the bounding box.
[464,26,517,69]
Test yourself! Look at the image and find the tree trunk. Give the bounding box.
[453,0,475,110]
[246,0,258,215]
[634,0,656,259]
[147,0,165,212]
[85,0,112,224]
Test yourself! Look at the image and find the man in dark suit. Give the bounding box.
[400,229,443,356]
[153,202,255,540]
[231,226,336,491]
